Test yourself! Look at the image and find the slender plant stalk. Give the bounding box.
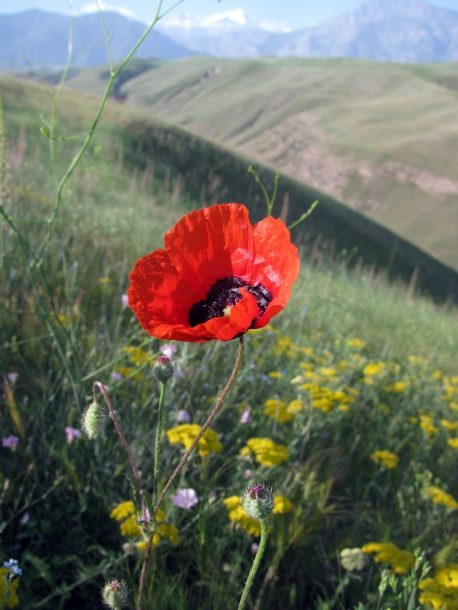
[92,382,146,517]
[238,519,269,610]
[36,0,184,264]
[154,336,244,516]
[153,381,167,508]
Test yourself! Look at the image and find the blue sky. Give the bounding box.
[0,0,457,30]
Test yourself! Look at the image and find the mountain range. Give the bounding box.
[1,0,458,67]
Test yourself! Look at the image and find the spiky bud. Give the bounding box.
[241,483,275,520]
[82,398,106,440]
[152,356,174,383]
[102,580,129,609]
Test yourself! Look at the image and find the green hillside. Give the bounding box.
[2,69,458,610]
[61,56,458,270]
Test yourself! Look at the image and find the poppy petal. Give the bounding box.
[128,249,200,337]
[164,203,255,294]
[251,216,300,328]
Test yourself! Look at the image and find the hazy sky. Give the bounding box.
[0,0,457,30]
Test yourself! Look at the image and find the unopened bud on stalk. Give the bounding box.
[241,482,274,520]
[102,580,129,609]
[82,398,106,439]
[152,356,174,383]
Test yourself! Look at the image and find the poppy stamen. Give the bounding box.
[189,276,272,327]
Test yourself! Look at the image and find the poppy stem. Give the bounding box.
[154,336,244,516]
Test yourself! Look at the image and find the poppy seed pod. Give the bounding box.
[82,399,106,440]
[128,203,300,342]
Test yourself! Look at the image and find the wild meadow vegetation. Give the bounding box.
[1,12,458,610]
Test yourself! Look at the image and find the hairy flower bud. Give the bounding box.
[82,399,106,440]
[241,483,275,520]
[102,580,129,609]
[152,356,174,383]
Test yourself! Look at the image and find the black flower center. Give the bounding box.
[189,276,272,328]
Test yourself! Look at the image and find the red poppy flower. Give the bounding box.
[128,203,300,342]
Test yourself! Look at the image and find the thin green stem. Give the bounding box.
[93,382,145,517]
[238,519,269,610]
[287,200,319,231]
[154,336,244,515]
[153,381,167,507]
[36,0,185,264]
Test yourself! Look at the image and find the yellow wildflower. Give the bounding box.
[120,514,142,537]
[264,399,294,423]
[268,371,283,379]
[362,542,415,574]
[448,439,458,449]
[0,568,20,608]
[451,403,458,411]
[347,338,366,348]
[166,424,222,456]
[363,362,386,377]
[274,495,293,514]
[99,277,111,284]
[421,421,439,436]
[222,496,261,536]
[408,356,423,364]
[287,399,303,414]
[110,501,135,521]
[241,438,289,466]
[370,450,399,469]
[432,369,442,380]
[419,565,458,610]
[442,420,458,431]
[123,346,151,366]
[425,486,458,510]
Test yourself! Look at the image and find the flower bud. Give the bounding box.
[102,580,129,609]
[152,356,174,383]
[241,483,274,520]
[82,399,106,440]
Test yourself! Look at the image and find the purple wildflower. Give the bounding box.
[171,488,199,510]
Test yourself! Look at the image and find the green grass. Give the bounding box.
[51,56,458,270]
[1,65,458,610]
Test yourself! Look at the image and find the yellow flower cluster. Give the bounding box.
[370,450,399,469]
[166,424,222,456]
[0,568,20,609]
[419,564,458,610]
[264,399,302,423]
[223,495,262,536]
[362,542,415,574]
[420,415,439,436]
[363,362,387,378]
[110,501,180,547]
[425,486,458,510]
[301,384,354,413]
[222,494,293,536]
[115,346,153,380]
[241,438,289,466]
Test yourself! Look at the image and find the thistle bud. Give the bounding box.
[152,356,174,383]
[82,398,106,440]
[102,580,129,609]
[241,483,274,520]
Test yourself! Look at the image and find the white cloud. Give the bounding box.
[78,2,146,23]
[161,8,250,29]
[259,21,292,33]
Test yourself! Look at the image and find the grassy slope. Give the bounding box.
[61,56,458,270]
[2,71,458,610]
[1,72,456,369]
